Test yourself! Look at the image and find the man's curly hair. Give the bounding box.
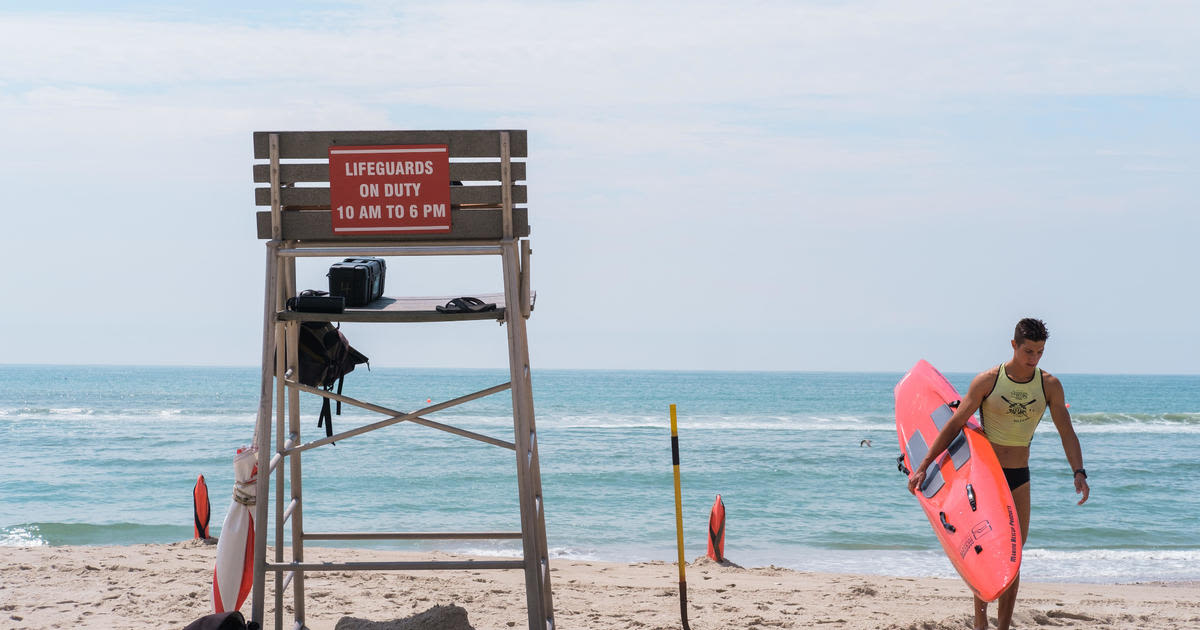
[1014,318,1049,345]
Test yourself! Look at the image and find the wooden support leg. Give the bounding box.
[252,240,279,626]
[502,239,555,630]
[273,320,286,630]
[275,246,296,630]
[285,319,306,625]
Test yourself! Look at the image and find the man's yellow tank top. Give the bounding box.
[980,363,1047,447]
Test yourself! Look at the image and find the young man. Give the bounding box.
[906,318,1090,630]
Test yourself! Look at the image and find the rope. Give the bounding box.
[233,447,259,507]
[233,478,257,507]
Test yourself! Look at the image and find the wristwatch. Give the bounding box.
[1074,468,1087,479]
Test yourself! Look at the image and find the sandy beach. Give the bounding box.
[1,541,1195,629]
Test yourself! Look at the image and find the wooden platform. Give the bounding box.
[276,292,534,323]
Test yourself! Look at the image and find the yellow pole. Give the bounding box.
[670,404,691,630]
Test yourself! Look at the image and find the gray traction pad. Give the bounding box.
[930,403,971,470]
[906,431,946,498]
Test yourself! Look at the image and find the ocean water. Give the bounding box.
[1,365,1198,584]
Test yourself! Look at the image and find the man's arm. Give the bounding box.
[1045,372,1089,505]
[907,370,993,495]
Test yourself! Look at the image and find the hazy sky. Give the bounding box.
[2,1,1196,374]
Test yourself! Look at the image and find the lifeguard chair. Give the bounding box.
[247,130,553,629]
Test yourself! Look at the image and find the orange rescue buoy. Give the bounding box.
[706,494,725,562]
[193,474,211,539]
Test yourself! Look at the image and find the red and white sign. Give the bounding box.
[328,144,452,234]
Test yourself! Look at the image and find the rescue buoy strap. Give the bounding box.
[233,479,257,506]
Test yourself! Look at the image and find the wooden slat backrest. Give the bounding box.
[253,130,528,241]
[253,130,527,159]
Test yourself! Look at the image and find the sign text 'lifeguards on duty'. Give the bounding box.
[328,145,452,234]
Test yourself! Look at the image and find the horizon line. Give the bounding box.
[2,363,1197,378]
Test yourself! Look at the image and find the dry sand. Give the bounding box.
[1,541,1196,629]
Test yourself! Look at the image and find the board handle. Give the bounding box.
[939,511,957,533]
[967,484,977,511]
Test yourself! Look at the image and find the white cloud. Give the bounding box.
[2,1,1197,110]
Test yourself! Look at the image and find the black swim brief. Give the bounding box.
[1002,466,1030,491]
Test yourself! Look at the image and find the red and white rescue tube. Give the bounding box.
[213,446,257,613]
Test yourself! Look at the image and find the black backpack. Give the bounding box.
[296,321,369,440]
[182,611,259,630]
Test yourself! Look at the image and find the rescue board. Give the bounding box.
[895,359,1021,602]
[193,474,211,539]
[707,494,726,562]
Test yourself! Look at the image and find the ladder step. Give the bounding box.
[264,560,525,572]
[282,498,299,524]
[268,434,299,474]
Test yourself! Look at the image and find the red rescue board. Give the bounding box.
[193,474,210,539]
[707,494,725,562]
[895,360,1021,602]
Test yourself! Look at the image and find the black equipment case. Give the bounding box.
[328,257,386,307]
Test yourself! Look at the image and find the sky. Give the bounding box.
[1,1,1196,374]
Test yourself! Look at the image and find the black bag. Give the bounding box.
[182,611,259,630]
[286,289,345,314]
[328,257,386,307]
[297,321,369,440]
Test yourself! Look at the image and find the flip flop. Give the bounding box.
[436,296,497,313]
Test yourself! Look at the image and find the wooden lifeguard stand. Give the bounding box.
[248,130,553,629]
